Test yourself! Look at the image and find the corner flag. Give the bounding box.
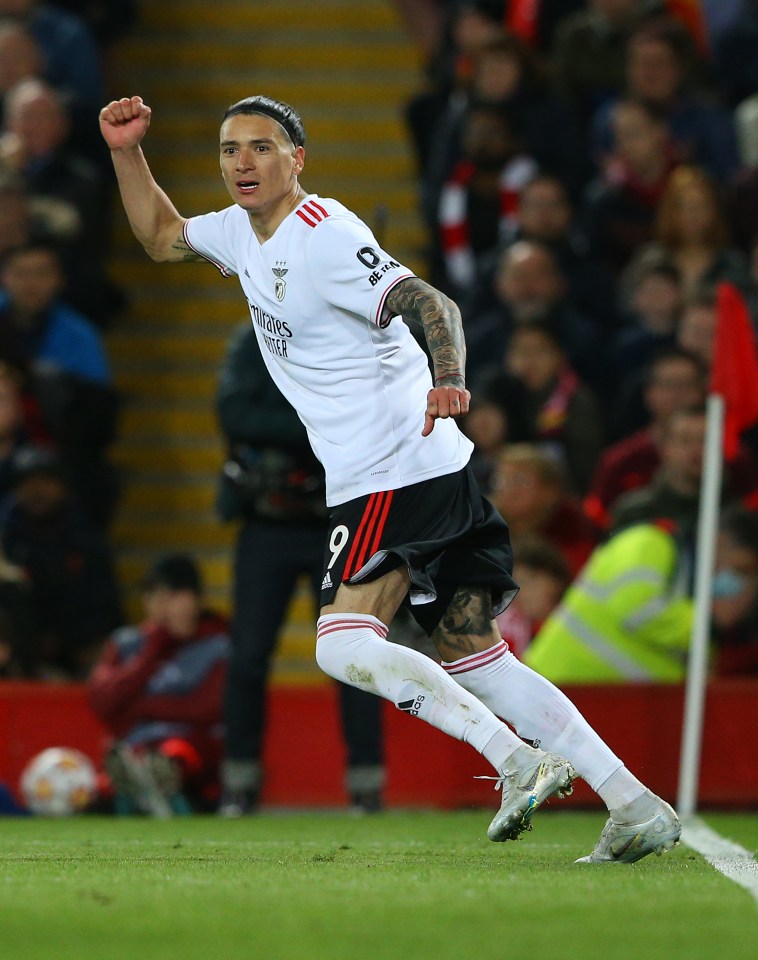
[711,282,758,461]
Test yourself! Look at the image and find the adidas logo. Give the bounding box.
[397,694,425,716]
[321,571,333,589]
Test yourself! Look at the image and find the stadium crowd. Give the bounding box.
[1,0,758,813]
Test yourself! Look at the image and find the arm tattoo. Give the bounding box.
[431,587,495,659]
[170,231,203,263]
[385,278,466,387]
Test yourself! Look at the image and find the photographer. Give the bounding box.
[216,323,384,815]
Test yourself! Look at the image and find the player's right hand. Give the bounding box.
[99,96,152,151]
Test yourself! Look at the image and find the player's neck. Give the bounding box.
[247,184,308,243]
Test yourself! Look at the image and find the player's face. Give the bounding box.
[219,113,304,215]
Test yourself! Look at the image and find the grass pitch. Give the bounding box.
[0,810,756,960]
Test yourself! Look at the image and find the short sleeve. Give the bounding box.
[183,208,240,278]
[305,216,415,326]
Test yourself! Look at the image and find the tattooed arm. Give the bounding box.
[384,277,471,435]
[100,96,200,263]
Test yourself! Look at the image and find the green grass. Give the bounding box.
[0,811,756,960]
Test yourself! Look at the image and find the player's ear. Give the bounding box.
[293,145,305,174]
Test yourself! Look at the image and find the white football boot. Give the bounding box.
[484,748,576,842]
[576,795,682,863]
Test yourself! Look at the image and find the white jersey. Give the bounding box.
[184,194,473,506]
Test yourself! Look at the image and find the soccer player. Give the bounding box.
[99,94,681,861]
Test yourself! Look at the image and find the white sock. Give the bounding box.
[316,614,526,770]
[443,641,641,800]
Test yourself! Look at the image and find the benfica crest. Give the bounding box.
[272,263,288,302]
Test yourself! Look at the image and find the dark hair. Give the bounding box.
[142,554,203,595]
[516,536,572,586]
[222,95,305,148]
[646,345,707,382]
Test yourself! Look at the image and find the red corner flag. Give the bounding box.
[711,282,758,460]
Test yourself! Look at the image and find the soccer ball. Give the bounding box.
[20,747,97,816]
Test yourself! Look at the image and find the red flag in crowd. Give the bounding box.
[710,282,758,461]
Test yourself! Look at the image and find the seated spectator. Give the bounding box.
[582,97,680,275]
[587,346,706,527]
[461,397,513,497]
[489,444,600,577]
[591,17,739,181]
[433,101,537,301]
[88,554,230,815]
[610,405,739,536]
[496,536,572,659]
[714,0,758,109]
[486,322,604,493]
[466,239,600,387]
[622,166,748,304]
[424,32,583,224]
[712,506,758,676]
[0,77,122,324]
[0,359,48,500]
[404,1,504,183]
[676,284,717,371]
[483,174,617,327]
[0,241,119,526]
[550,0,650,125]
[525,506,758,683]
[610,250,681,380]
[0,445,121,678]
[0,18,42,123]
[0,0,105,163]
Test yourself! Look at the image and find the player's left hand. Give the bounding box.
[422,385,470,436]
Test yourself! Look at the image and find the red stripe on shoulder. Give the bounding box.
[296,209,317,228]
[306,200,330,219]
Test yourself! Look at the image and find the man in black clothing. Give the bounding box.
[216,324,384,815]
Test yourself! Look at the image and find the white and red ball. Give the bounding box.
[20,747,97,816]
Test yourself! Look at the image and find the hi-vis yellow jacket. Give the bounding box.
[524,523,693,683]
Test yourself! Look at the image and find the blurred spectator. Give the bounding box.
[489,322,604,492]
[433,102,537,300]
[0,444,121,678]
[44,1,138,50]
[465,239,599,387]
[461,386,528,495]
[586,346,706,527]
[591,18,739,181]
[88,553,229,815]
[609,250,682,389]
[495,536,572,658]
[0,0,104,161]
[0,242,120,527]
[714,0,758,109]
[0,77,123,325]
[405,2,505,179]
[675,284,717,370]
[423,33,583,225]
[582,97,680,274]
[712,505,758,676]
[489,444,600,576]
[487,174,617,326]
[609,405,737,536]
[525,505,758,683]
[551,0,651,124]
[0,19,42,122]
[622,165,748,303]
[724,165,758,258]
[0,360,48,501]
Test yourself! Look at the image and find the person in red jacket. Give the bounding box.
[88,553,230,815]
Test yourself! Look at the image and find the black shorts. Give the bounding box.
[319,466,518,635]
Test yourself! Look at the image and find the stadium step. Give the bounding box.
[105,0,425,643]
